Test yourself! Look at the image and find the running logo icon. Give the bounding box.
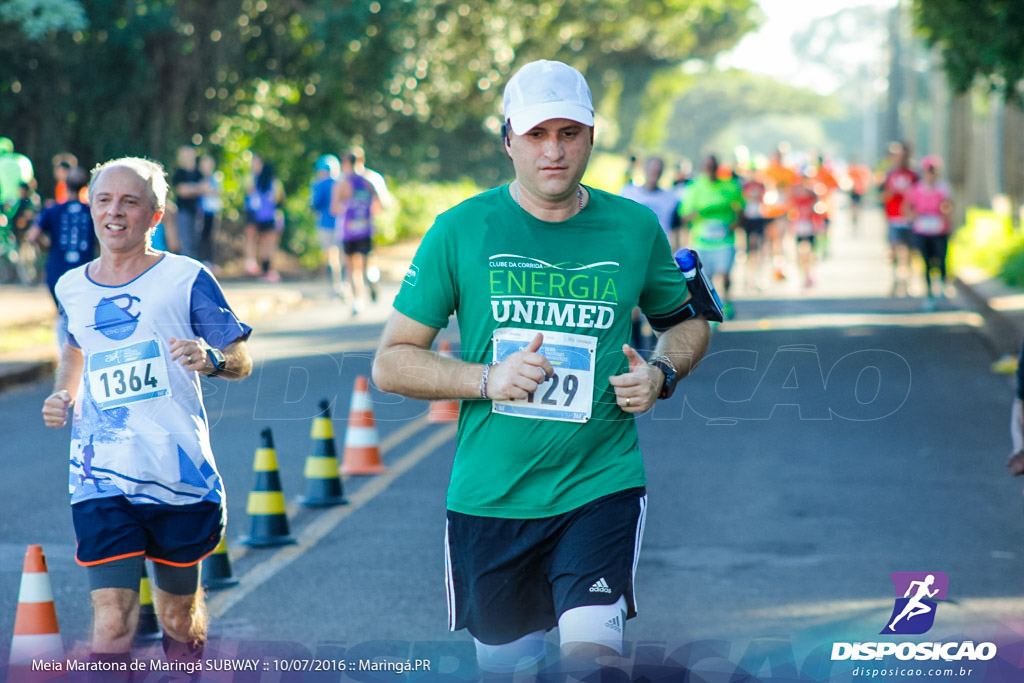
[91,294,142,340]
[881,571,949,635]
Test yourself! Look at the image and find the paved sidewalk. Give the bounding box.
[954,267,1024,358]
[0,240,419,391]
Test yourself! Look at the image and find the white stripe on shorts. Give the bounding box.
[444,519,456,631]
[631,494,648,613]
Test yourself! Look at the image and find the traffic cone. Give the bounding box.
[428,341,461,423]
[240,428,296,547]
[134,563,161,643]
[203,536,239,590]
[298,400,347,507]
[10,545,63,667]
[340,376,387,475]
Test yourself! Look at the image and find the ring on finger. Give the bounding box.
[626,397,631,407]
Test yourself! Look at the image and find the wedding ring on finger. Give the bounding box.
[626,397,631,407]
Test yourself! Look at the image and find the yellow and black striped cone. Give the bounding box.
[202,536,239,590]
[240,428,296,547]
[298,400,347,507]
[134,563,162,643]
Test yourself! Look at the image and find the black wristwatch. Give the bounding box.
[648,355,678,399]
[205,347,227,377]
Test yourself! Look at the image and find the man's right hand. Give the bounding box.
[42,390,73,428]
[485,333,554,401]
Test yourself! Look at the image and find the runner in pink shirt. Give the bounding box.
[903,156,953,310]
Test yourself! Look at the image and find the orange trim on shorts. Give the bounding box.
[147,543,218,568]
[75,550,146,567]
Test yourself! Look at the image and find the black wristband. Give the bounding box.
[648,356,678,399]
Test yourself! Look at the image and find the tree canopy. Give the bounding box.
[913,0,1024,105]
[0,0,757,194]
[661,68,843,162]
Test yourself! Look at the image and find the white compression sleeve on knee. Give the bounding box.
[474,630,547,674]
[558,595,628,655]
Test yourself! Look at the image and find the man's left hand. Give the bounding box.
[609,344,661,413]
[170,337,210,374]
[1008,450,1024,476]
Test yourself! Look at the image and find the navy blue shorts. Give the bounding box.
[445,488,647,645]
[743,216,768,236]
[72,496,224,568]
[889,222,914,246]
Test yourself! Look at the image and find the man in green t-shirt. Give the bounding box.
[372,59,712,676]
[681,155,744,319]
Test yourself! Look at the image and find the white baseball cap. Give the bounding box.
[502,60,594,136]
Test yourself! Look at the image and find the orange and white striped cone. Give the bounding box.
[428,340,461,423]
[298,399,347,507]
[10,545,63,668]
[240,427,296,547]
[134,563,162,643]
[340,376,386,475]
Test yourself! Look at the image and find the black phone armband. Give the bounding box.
[647,252,724,329]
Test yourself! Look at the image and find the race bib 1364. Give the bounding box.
[87,340,171,410]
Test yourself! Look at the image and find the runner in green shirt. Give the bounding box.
[373,59,712,677]
[681,156,744,319]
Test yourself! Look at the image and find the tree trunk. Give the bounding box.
[948,93,971,229]
[928,49,949,162]
[1004,102,1024,229]
[884,3,903,147]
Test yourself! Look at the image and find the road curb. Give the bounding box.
[0,288,307,394]
[953,275,1023,357]
[0,360,55,393]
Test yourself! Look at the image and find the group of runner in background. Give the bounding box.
[0,140,394,318]
[2,135,953,320]
[622,141,953,319]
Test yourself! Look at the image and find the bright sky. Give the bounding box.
[718,0,899,94]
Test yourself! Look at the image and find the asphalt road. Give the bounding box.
[2,209,1023,682]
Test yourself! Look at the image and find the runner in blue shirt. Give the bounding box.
[27,167,96,303]
[311,154,342,297]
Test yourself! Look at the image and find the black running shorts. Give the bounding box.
[444,487,647,646]
[342,236,372,256]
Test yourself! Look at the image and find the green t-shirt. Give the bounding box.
[681,175,743,249]
[393,185,689,518]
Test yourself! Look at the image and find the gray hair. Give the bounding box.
[88,157,168,211]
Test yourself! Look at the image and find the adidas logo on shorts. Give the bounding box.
[589,577,612,594]
[604,616,622,634]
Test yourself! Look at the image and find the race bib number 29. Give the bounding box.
[491,328,597,423]
[87,340,171,410]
